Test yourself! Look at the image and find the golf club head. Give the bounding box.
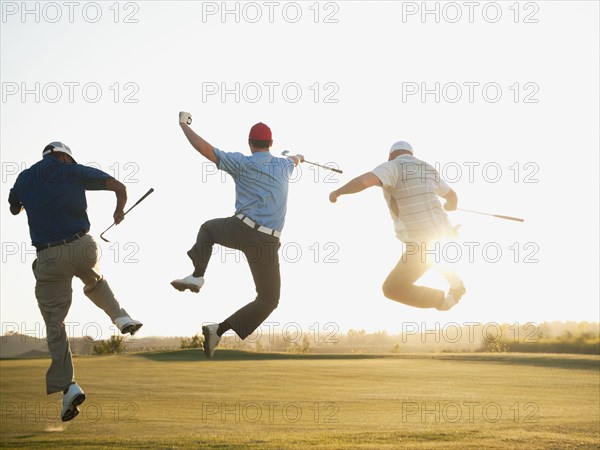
[100,234,110,243]
[281,150,290,156]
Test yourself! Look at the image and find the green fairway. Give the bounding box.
[1,351,598,449]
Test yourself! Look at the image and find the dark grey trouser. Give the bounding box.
[33,234,128,394]
[187,216,281,339]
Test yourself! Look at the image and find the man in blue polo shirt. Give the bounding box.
[8,142,142,422]
[172,112,302,358]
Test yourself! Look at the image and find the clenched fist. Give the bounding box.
[113,209,125,225]
[179,111,192,125]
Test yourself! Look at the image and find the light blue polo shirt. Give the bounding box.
[214,148,295,232]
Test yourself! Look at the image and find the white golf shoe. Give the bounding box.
[437,283,467,311]
[202,323,221,359]
[61,382,86,422]
[171,274,205,293]
[114,316,143,335]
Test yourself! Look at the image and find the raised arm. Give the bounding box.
[105,178,128,224]
[178,112,218,164]
[329,172,382,203]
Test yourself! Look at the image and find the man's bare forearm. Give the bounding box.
[336,177,370,196]
[105,178,127,223]
[329,172,382,203]
[180,123,217,164]
[115,187,127,212]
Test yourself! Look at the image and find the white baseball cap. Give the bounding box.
[42,142,76,162]
[389,141,413,154]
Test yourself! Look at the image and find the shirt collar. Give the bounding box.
[391,153,414,161]
[251,151,272,158]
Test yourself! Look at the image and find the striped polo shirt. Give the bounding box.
[371,154,453,243]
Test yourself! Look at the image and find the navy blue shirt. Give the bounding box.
[8,155,112,246]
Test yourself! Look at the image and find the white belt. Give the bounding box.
[236,214,281,238]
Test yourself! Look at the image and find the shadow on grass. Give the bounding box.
[133,349,388,362]
[132,349,599,371]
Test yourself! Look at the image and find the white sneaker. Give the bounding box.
[437,284,467,311]
[171,274,204,293]
[114,316,143,335]
[202,323,221,359]
[61,383,86,422]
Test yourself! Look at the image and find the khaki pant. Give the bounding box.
[33,234,128,394]
[382,242,462,309]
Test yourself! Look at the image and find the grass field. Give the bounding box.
[1,350,598,449]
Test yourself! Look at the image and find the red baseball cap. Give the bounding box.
[249,122,272,140]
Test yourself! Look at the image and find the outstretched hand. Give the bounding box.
[329,191,339,203]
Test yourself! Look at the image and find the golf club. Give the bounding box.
[281,150,343,174]
[100,188,155,242]
[457,208,524,222]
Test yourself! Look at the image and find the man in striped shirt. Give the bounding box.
[329,141,466,311]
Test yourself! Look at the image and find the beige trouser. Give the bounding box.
[382,242,463,309]
[33,234,128,394]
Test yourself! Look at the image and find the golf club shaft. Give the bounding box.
[100,188,155,240]
[457,208,524,222]
[281,151,343,174]
[125,187,154,214]
[303,159,343,174]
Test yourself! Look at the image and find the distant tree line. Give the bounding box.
[2,321,598,357]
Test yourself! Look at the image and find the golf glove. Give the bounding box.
[179,111,192,125]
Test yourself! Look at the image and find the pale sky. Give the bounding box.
[1,1,598,341]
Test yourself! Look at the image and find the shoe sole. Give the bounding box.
[61,393,86,422]
[171,281,200,293]
[121,323,143,336]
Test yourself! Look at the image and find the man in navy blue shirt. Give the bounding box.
[172,112,302,358]
[8,142,143,422]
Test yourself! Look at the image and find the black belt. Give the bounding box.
[35,231,88,253]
